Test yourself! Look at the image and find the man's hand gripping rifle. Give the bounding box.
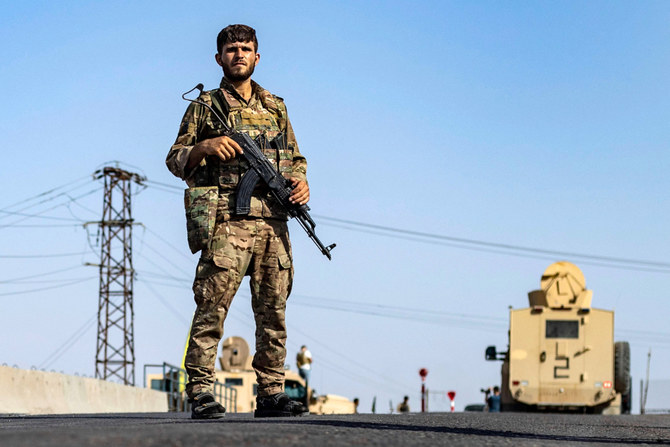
[182,84,336,260]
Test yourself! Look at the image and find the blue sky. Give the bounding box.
[1,1,669,413]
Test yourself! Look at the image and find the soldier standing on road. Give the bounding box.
[296,345,312,384]
[166,24,310,419]
[397,396,410,413]
[486,386,501,412]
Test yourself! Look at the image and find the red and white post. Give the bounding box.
[419,368,428,413]
[447,391,456,412]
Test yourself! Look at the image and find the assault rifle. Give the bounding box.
[182,83,336,260]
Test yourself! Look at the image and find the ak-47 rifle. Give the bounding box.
[182,83,335,260]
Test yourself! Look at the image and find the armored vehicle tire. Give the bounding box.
[614,341,630,394]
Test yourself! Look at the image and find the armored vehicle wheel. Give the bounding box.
[614,341,630,394]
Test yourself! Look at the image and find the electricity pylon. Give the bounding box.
[93,166,145,385]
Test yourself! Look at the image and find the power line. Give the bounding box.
[139,241,193,275]
[65,193,100,218]
[139,278,193,289]
[138,276,507,332]
[289,300,507,333]
[145,184,182,196]
[233,290,410,393]
[3,276,94,285]
[313,215,670,272]
[0,251,91,259]
[140,225,194,262]
[122,201,670,385]
[288,321,410,393]
[319,221,670,275]
[0,265,84,283]
[292,294,505,322]
[0,223,83,228]
[289,293,670,341]
[38,314,97,370]
[225,306,401,393]
[134,254,382,389]
[138,259,412,394]
[133,238,669,393]
[136,269,191,283]
[616,331,670,347]
[0,187,102,229]
[142,183,668,274]
[144,180,182,196]
[134,224,670,343]
[0,175,92,212]
[0,210,82,222]
[138,281,191,326]
[289,293,508,330]
[145,180,182,191]
[618,328,670,340]
[0,178,96,222]
[628,341,670,351]
[135,251,188,285]
[0,277,95,297]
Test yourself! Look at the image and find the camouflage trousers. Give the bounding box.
[184,217,294,399]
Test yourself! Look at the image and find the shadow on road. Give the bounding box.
[3,413,669,445]
[226,418,670,445]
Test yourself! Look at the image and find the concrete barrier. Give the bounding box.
[0,366,168,414]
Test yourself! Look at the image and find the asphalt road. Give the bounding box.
[1,412,669,446]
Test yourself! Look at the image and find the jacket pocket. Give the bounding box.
[184,186,218,254]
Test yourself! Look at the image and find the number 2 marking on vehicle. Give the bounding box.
[554,357,570,379]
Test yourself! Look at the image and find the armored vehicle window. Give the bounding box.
[224,378,243,386]
[285,380,306,399]
[546,320,579,339]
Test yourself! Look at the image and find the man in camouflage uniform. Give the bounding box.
[166,24,310,419]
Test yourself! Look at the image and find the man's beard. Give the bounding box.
[223,63,255,82]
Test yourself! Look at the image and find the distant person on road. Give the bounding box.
[353,397,360,414]
[296,345,312,384]
[486,386,501,412]
[397,395,410,413]
[166,24,310,420]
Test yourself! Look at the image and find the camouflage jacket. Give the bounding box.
[166,78,307,220]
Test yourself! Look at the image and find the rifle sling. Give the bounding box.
[208,89,230,124]
[209,89,256,215]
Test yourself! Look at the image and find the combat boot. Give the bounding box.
[190,392,226,419]
[254,392,309,418]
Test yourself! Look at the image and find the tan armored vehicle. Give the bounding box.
[216,336,355,414]
[485,262,631,414]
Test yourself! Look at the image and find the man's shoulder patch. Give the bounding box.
[264,94,286,116]
[197,89,215,105]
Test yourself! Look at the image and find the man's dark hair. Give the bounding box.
[493,386,500,393]
[217,24,258,54]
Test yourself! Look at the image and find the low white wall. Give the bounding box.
[0,366,168,414]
